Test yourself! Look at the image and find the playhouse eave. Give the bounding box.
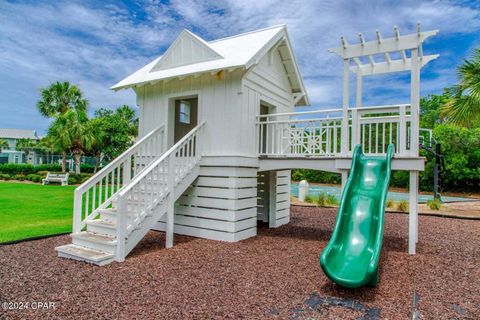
[111,25,309,106]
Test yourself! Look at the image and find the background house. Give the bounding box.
[0,128,40,164]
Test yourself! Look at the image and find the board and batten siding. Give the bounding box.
[136,69,257,157]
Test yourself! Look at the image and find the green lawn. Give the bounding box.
[0,182,75,243]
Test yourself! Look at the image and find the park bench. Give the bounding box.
[42,172,69,186]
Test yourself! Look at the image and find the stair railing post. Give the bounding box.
[123,157,132,187]
[166,152,175,248]
[73,189,82,233]
[116,194,127,262]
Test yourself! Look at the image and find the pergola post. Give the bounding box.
[355,73,362,108]
[408,47,421,254]
[410,48,420,156]
[409,171,419,254]
[341,58,350,155]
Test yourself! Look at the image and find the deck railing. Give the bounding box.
[73,125,166,233]
[257,104,419,158]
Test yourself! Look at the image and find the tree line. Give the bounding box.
[0,82,138,174]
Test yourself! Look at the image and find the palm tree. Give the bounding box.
[0,138,8,153]
[16,138,36,164]
[37,81,87,117]
[47,122,71,173]
[37,81,89,169]
[441,48,480,127]
[50,109,95,174]
[88,117,106,173]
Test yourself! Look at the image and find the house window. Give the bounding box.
[179,100,191,124]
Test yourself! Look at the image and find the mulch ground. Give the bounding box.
[1,207,479,319]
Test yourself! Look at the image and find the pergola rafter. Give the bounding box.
[330,24,439,76]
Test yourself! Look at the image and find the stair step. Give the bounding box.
[86,219,117,237]
[72,231,117,254]
[55,244,115,266]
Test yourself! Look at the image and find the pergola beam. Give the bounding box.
[329,30,438,59]
[350,54,439,75]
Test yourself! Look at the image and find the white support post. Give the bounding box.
[72,190,82,234]
[116,195,127,262]
[341,58,350,155]
[408,171,419,254]
[166,153,175,248]
[410,48,420,156]
[268,171,277,228]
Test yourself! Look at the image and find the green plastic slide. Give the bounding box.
[320,144,394,288]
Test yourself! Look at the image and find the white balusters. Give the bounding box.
[256,104,417,158]
[72,125,166,234]
[115,122,205,257]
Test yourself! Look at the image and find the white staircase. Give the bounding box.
[56,122,205,265]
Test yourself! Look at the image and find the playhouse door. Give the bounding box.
[174,98,198,143]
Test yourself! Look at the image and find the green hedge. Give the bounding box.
[0,163,97,174]
[0,163,62,175]
[292,170,341,184]
[0,170,93,185]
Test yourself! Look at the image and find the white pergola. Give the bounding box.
[329,24,439,254]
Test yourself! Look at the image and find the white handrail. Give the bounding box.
[73,124,166,233]
[117,121,205,197]
[115,121,206,259]
[76,125,165,193]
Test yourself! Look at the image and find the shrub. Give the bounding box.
[80,164,95,173]
[427,198,442,210]
[0,173,11,180]
[304,194,317,204]
[397,200,409,212]
[26,174,42,183]
[326,194,339,206]
[68,173,93,185]
[315,192,339,207]
[37,171,48,177]
[386,199,394,208]
[12,174,26,181]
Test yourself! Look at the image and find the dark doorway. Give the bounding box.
[174,97,198,143]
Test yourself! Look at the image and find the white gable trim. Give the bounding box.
[245,28,309,106]
[151,29,223,72]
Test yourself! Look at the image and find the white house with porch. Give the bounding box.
[56,24,438,265]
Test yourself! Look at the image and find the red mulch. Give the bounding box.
[0,207,479,319]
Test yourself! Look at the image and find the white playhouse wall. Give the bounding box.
[140,46,295,241]
[244,49,294,228]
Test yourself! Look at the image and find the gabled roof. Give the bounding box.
[112,25,309,106]
[0,128,38,140]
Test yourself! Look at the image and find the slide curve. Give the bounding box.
[320,144,394,288]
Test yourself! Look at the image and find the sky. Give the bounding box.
[1,0,480,134]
